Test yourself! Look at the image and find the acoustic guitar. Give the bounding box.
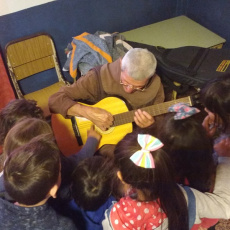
[51,95,200,156]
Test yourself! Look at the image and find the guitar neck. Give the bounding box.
[113,96,192,127]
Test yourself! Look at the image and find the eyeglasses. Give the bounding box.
[119,79,148,92]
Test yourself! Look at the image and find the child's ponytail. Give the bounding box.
[152,150,189,230]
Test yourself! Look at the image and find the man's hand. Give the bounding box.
[134,109,154,128]
[86,107,113,131]
[87,125,101,141]
[67,103,113,131]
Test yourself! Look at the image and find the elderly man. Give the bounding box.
[49,48,164,131]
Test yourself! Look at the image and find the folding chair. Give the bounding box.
[5,33,68,117]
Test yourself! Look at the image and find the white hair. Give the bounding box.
[121,48,157,80]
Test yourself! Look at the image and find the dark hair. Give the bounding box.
[4,135,60,206]
[114,132,188,230]
[94,144,116,158]
[71,156,114,211]
[159,114,215,192]
[0,99,44,145]
[201,73,230,133]
[3,118,53,158]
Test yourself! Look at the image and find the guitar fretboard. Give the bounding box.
[112,96,192,127]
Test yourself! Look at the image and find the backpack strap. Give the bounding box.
[160,73,190,94]
[183,186,196,230]
[188,48,209,72]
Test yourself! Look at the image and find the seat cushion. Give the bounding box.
[24,81,66,117]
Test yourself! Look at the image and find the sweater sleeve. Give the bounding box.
[186,158,230,224]
[48,70,101,118]
[68,137,99,165]
[102,204,114,230]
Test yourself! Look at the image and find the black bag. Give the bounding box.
[127,41,230,93]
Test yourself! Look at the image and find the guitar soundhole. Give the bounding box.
[95,126,115,135]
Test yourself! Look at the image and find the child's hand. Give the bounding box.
[87,125,101,141]
[202,115,217,137]
[214,136,230,157]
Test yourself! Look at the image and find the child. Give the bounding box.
[0,118,53,201]
[103,132,230,230]
[0,135,78,230]
[55,124,101,203]
[104,132,189,230]
[0,99,44,147]
[159,103,218,229]
[0,118,101,203]
[200,73,230,229]
[158,103,216,192]
[3,117,53,157]
[201,73,230,137]
[0,99,44,160]
[68,155,116,230]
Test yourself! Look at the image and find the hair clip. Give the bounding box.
[130,134,164,169]
[168,103,200,120]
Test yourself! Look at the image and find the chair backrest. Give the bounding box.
[5,33,65,98]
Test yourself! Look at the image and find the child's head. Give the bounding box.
[94,144,116,158]
[159,112,215,192]
[114,132,174,200]
[201,73,230,132]
[4,135,61,206]
[71,156,114,211]
[114,132,188,230]
[3,117,53,158]
[0,99,44,145]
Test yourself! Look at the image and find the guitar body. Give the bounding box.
[51,97,133,156]
[51,94,199,156]
[52,113,82,156]
[75,97,133,148]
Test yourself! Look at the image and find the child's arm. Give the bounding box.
[188,158,230,224]
[69,126,101,164]
[102,202,117,230]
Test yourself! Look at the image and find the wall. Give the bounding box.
[186,0,230,48]
[0,0,55,16]
[0,0,229,91]
[0,0,176,85]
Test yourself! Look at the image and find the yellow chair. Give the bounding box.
[5,33,68,117]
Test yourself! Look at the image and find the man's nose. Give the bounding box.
[123,86,134,93]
